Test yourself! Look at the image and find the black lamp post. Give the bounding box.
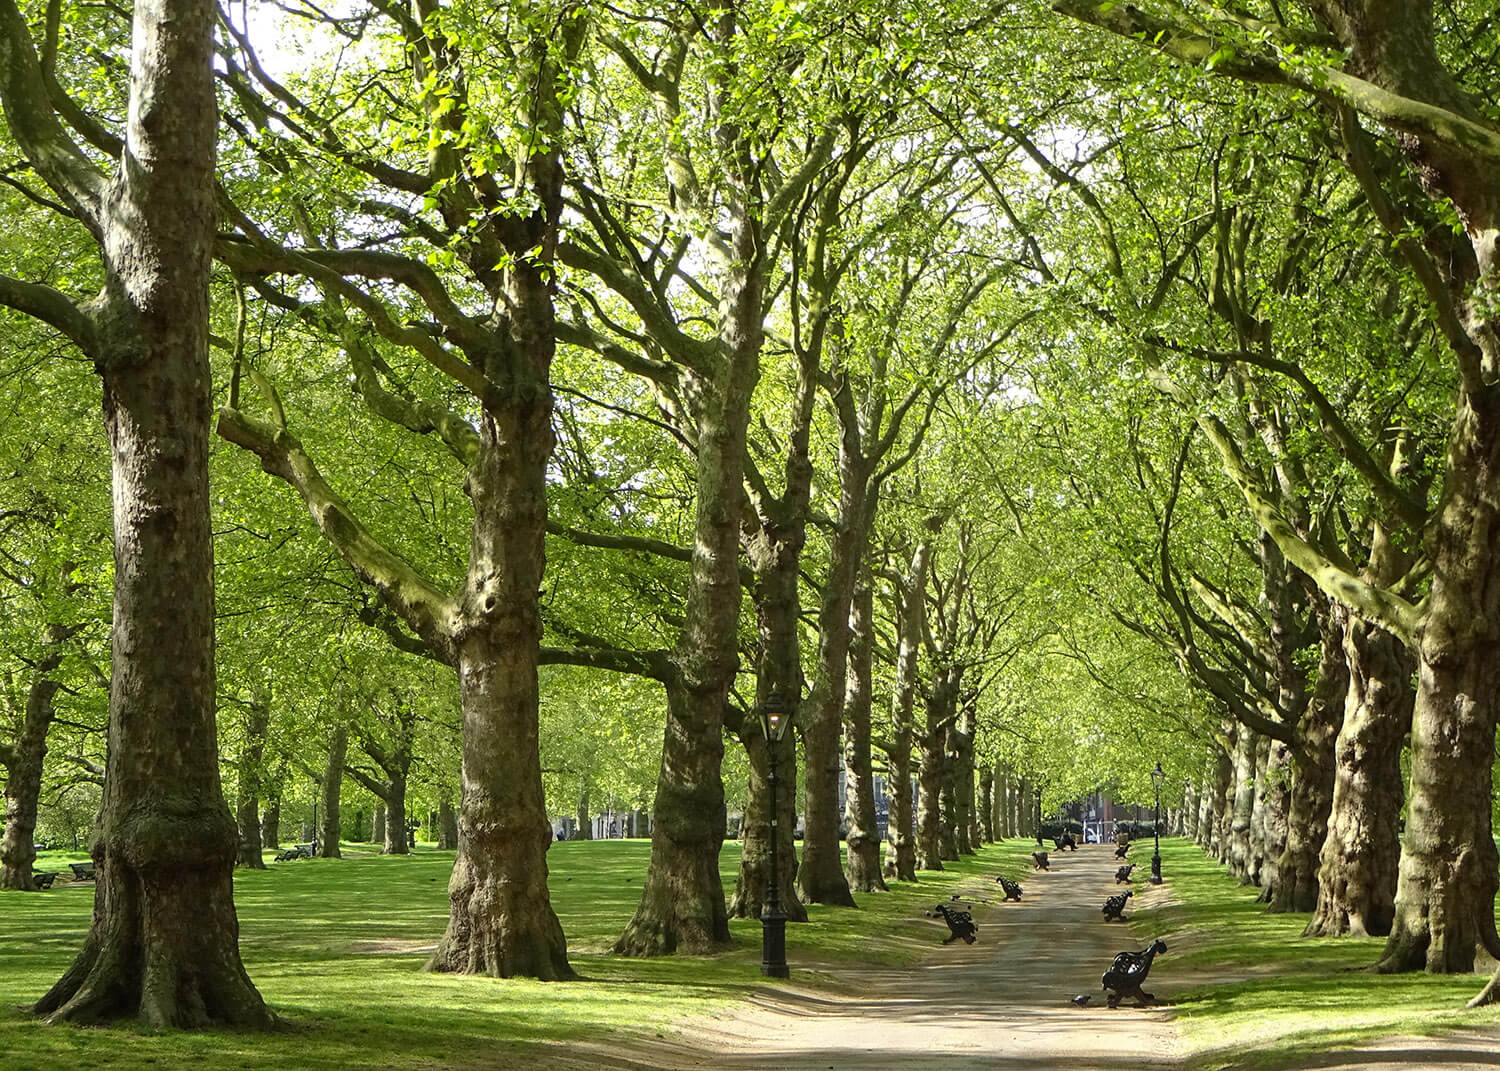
[311,787,319,857]
[759,694,794,979]
[1034,785,1044,846]
[1150,761,1164,885]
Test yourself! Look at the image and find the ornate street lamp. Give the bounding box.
[759,693,794,979]
[1150,761,1165,885]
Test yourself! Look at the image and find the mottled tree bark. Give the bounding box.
[260,796,280,851]
[1307,615,1411,938]
[1272,607,1346,913]
[842,574,885,892]
[1211,736,1235,862]
[1246,734,1270,887]
[317,727,346,859]
[951,704,977,856]
[372,804,386,847]
[882,540,929,883]
[1,643,65,891]
[18,0,270,1025]
[978,768,995,845]
[427,150,574,971]
[573,786,591,842]
[916,673,952,871]
[728,720,804,921]
[1255,740,1290,901]
[1228,727,1258,880]
[234,701,270,869]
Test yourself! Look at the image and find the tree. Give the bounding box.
[216,0,586,980]
[0,0,271,1024]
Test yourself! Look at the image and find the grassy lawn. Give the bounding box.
[1132,839,1500,1071]
[1,838,1023,1069]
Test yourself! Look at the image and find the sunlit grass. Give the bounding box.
[1,838,1023,1069]
[1134,839,1500,1070]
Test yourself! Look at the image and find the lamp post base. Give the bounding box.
[1149,852,1162,885]
[761,911,789,978]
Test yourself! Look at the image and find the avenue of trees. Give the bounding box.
[4,0,1500,1025]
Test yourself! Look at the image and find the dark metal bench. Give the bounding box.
[68,862,96,882]
[996,875,1023,901]
[1102,938,1167,1007]
[1115,842,1130,859]
[1115,863,1135,883]
[1102,890,1132,921]
[1032,850,1050,871]
[31,871,57,890]
[926,902,977,944]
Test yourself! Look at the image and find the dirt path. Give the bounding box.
[549,843,1181,1070]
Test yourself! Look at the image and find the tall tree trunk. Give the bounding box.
[994,767,1010,839]
[372,804,386,846]
[1211,735,1234,861]
[1306,615,1412,938]
[842,574,885,892]
[1227,726,1257,879]
[235,701,269,869]
[882,540,929,883]
[1181,783,1198,842]
[0,642,65,891]
[728,716,804,920]
[796,449,865,910]
[1247,734,1270,887]
[1375,397,1500,971]
[978,768,994,845]
[1273,606,1346,912]
[951,704,976,856]
[915,676,951,871]
[1255,740,1290,901]
[615,129,762,953]
[29,0,268,1025]
[438,797,458,849]
[318,726,346,859]
[261,797,280,850]
[574,784,591,842]
[429,617,570,977]
[382,776,409,856]
[617,679,732,955]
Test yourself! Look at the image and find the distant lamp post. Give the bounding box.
[759,693,794,979]
[311,788,319,857]
[1034,786,1044,846]
[1150,761,1165,885]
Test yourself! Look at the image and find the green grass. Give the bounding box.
[1132,839,1500,1070]
[1,838,1025,1070]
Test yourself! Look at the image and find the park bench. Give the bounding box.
[68,862,96,882]
[926,902,977,945]
[1101,890,1132,921]
[1057,832,1077,851]
[1031,850,1050,871]
[31,871,56,890]
[996,875,1023,901]
[274,844,315,862]
[1115,863,1135,883]
[1114,842,1130,859]
[1101,938,1167,1007]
